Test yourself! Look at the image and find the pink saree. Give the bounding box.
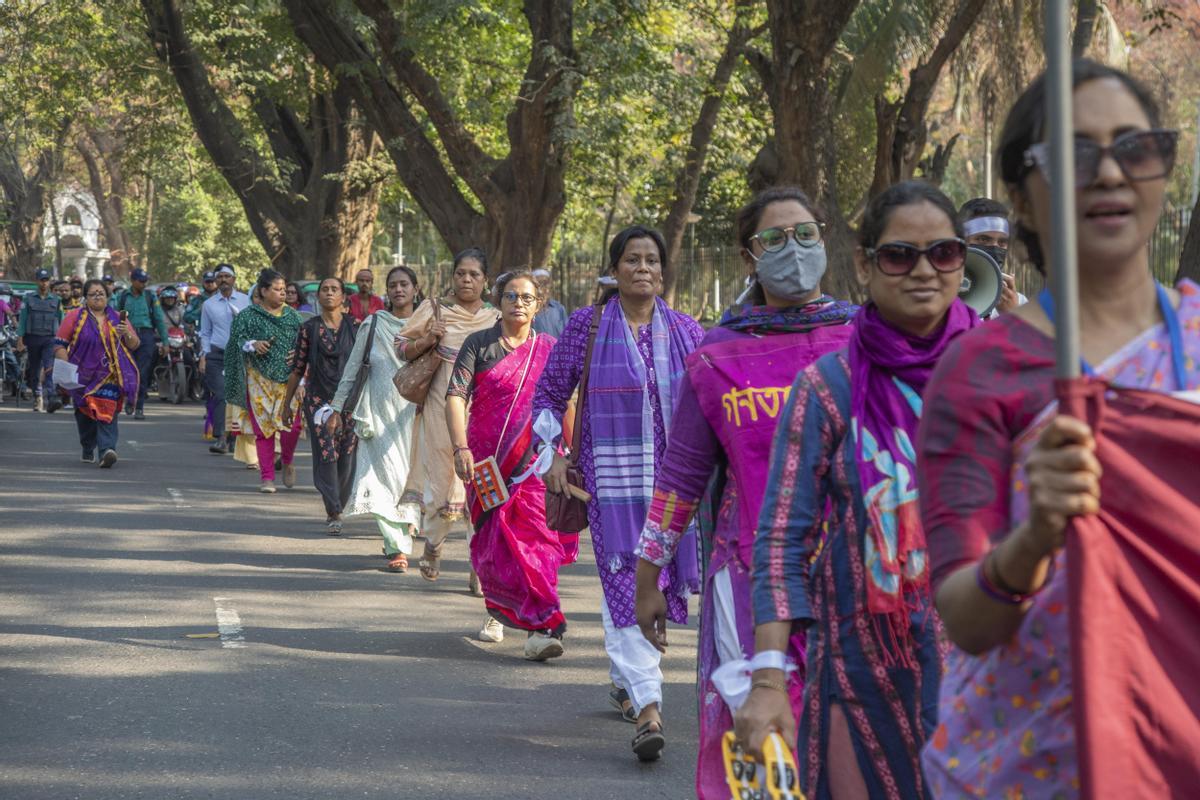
[467,334,572,633]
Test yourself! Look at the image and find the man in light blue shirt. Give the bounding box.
[198,264,250,454]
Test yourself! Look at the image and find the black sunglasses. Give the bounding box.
[865,238,966,276]
[1024,129,1178,188]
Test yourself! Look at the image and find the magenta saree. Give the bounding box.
[467,334,572,633]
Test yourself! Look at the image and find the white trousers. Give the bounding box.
[601,602,663,714]
[712,566,743,666]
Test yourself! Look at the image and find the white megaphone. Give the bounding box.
[960,246,1004,318]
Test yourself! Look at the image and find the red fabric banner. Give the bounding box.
[1061,378,1200,798]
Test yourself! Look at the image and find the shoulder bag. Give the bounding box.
[545,304,602,533]
[392,298,442,405]
[343,312,379,416]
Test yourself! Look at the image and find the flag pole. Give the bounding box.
[1046,1,1080,379]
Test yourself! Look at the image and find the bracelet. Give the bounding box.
[453,446,470,454]
[975,549,1056,606]
[751,678,789,694]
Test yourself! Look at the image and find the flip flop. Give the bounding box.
[418,543,441,581]
[632,719,665,762]
[608,686,637,723]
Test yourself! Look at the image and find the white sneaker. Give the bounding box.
[524,632,564,662]
[478,616,504,643]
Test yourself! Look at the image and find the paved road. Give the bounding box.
[0,401,700,799]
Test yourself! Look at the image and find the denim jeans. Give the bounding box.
[75,409,119,456]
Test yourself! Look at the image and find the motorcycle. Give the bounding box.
[0,323,29,405]
[154,325,196,405]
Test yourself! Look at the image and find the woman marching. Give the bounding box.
[445,270,568,657]
[329,266,425,572]
[735,180,979,799]
[283,278,357,533]
[633,188,858,796]
[224,269,304,493]
[533,225,704,762]
[53,279,140,467]
[396,248,500,585]
[919,62,1199,799]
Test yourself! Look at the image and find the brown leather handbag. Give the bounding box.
[545,304,602,533]
[392,298,442,404]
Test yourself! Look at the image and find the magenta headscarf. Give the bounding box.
[848,297,979,661]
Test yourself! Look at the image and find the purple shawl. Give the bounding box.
[848,299,978,637]
[589,295,697,563]
[60,307,140,419]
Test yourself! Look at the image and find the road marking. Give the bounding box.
[212,597,246,649]
[125,440,140,450]
[166,488,189,508]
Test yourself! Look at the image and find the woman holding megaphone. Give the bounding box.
[735,180,979,799]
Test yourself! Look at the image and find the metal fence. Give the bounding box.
[390,207,1193,318]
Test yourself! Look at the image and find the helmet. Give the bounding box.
[160,287,179,299]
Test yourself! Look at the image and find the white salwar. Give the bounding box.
[331,309,422,554]
[601,603,664,714]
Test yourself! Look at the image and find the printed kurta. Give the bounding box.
[753,352,942,800]
[918,281,1200,799]
[532,300,704,626]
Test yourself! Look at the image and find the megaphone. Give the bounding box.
[960,246,1004,318]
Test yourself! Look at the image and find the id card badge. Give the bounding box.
[471,456,510,512]
[721,731,805,800]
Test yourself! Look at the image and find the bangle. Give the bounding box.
[453,446,470,454]
[975,549,1056,605]
[751,678,789,694]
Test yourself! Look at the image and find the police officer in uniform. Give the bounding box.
[17,269,63,412]
[111,268,168,419]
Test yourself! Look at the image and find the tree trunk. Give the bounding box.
[283,0,580,276]
[660,2,757,304]
[746,1,862,299]
[1177,198,1200,284]
[142,0,381,280]
[1073,0,1100,58]
[49,195,64,276]
[868,0,990,199]
[139,176,155,274]
[77,130,134,266]
[0,128,66,280]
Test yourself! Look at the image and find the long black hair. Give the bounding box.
[998,59,1160,272]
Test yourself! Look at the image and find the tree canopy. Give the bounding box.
[0,0,1196,294]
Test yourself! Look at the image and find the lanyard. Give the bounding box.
[1037,283,1187,389]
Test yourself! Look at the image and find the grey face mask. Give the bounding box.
[755,239,827,301]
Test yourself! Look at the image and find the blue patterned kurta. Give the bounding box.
[752,351,942,800]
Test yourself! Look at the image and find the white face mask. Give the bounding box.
[754,240,827,301]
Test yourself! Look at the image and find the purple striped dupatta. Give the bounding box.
[588,295,695,574]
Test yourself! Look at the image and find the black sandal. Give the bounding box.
[608,685,636,723]
[632,719,665,762]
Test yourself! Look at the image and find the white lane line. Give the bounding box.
[125,440,140,450]
[166,488,189,508]
[212,597,246,648]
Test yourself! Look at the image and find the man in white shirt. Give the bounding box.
[198,264,250,454]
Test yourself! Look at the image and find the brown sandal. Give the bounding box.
[387,553,409,573]
[418,543,442,581]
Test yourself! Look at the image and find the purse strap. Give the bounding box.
[360,312,379,368]
[568,304,603,465]
[492,332,537,460]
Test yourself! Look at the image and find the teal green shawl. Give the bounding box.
[224,303,302,409]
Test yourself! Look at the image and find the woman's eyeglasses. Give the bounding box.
[502,291,538,306]
[750,222,824,254]
[86,292,108,299]
[866,238,966,276]
[1024,129,1178,188]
